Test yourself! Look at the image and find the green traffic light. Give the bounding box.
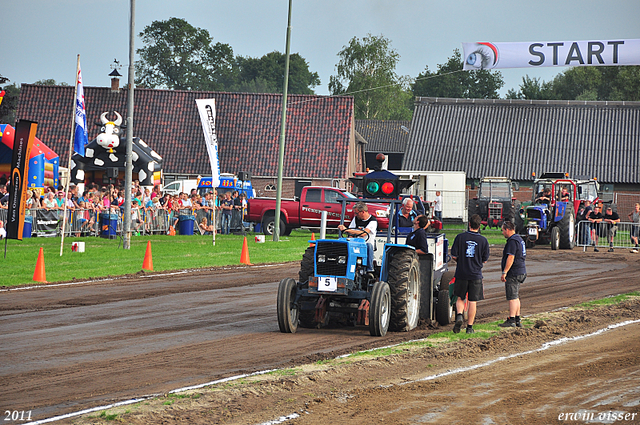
[366,181,380,195]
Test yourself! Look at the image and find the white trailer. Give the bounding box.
[393,170,467,221]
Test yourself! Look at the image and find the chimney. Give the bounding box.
[109,59,123,92]
[109,69,122,92]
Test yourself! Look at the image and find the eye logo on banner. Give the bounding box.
[462,39,640,70]
[465,42,499,69]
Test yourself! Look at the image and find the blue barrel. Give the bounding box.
[178,215,195,235]
[100,213,118,239]
[22,215,33,238]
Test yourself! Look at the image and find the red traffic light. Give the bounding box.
[381,182,395,195]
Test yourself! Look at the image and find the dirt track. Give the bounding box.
[1,248,640,424]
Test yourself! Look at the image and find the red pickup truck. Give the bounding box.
[246,186,390,236]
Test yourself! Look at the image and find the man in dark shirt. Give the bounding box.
[499,221,527,328]
[450,214,490,334]
[406,215,430,255]
[602,206,620,252]
[588,205,604,252]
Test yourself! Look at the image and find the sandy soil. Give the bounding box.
[67,299,640,425]
[1,248,639,424]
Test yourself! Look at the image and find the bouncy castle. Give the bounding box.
[0,124,60,192]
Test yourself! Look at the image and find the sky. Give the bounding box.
[2,0,640,97]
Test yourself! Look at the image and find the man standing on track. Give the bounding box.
[499,220,527,328]
[450,214,490,334]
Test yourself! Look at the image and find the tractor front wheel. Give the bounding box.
[551,226,560,250]
[277,278,299,333]
[369,281,391,337]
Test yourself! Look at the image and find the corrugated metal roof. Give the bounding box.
[403,97,640,184]
[16,85,354,179]
[355,120,410,153]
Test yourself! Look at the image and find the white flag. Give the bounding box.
[195,99,220,187]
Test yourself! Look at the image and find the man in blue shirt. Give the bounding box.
[499,220,527,328]
[450,214,490,334]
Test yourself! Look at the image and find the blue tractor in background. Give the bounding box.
[523,173,581,250]
[277,166,453,337]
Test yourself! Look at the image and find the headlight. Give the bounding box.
[318,254,326,263]
[376,208,388,218]
[356,257,362,265]
[338,256,346,264]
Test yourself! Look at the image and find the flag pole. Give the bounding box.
[60,54,81,256]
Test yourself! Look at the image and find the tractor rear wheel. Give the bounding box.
[369,281,391,337]
[387,250,421,332]
[298,246,315,284]
[558,204,575,249]
[277,278,299,333]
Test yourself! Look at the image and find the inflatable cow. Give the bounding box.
[69,111,163,186]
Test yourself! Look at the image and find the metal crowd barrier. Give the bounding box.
[576,220,640,252]
[11,207,251,238]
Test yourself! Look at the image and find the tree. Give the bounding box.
[412,49,504,99]
[230,51,320,94]
[33,79,69,86]
[135,17,234,91]
[329,34,412,120]
[0,82,20,125]
[509,66,640,101]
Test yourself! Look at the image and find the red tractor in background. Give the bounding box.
[468,177,523,232]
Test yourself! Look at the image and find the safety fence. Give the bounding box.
[576,220,640,252]
[0,208,248,238]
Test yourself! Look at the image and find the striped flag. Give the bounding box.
[74,64,87,156]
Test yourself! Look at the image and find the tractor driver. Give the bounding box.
[558,186,571,202]
[338,201,377,272]
[535,187,552,205]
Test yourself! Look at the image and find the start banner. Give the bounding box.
[462,39,640,70]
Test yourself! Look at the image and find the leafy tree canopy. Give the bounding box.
[135,17,234,91]
[33,79,69,86]
[0,82,20,125]
[412,49,504,99]
[135,18,320,95]
[329,34,412,120]
[507,66,640,101]
[230,51,320,94]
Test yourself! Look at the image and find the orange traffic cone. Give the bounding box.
[240,236,252,265]
[310,232,316,247]
[33,247,47,283]
[142,241,153,271]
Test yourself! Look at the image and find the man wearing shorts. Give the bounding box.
[499,221,527,328]
[450,214,490,334]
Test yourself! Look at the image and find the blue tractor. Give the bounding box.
[277,170,452,337]
[523,173,580,250]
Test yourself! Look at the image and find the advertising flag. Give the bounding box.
[195,98,221,187]
[462,39,640,70]
[6,120,37,240]
[74,64,87,156]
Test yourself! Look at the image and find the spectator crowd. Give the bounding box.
[0,180,250,238]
